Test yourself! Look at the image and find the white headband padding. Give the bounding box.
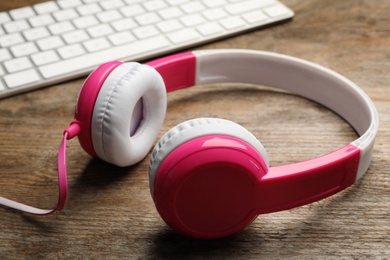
[194,49,377,139]
[149,117,268,197]
[194,49,378,181]
[92,63,167,167]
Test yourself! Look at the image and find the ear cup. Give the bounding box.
[149,117,269,238]
[75,61,123,158]
[91,62,167,167]
[149,117,269,197]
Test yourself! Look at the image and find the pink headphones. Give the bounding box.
[0,49,378,239]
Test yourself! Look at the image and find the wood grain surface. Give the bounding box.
[0,0,389,259]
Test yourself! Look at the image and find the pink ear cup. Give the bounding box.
[90,63,166,166]
[154,134,268,239]
[75,61,123,158]
[75,61,167,166]
[149,118,269,196]
[148,118,268,238]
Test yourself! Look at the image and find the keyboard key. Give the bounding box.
[3,20,30,34]
[97,10,122,23]
[225,0,275,15]
[48,21,75,35]
[76,3,102,16]
[202,0,227,8]
[264,4,292,18]
[57,0,83,9]
[4,69,41,89]
[33,1,60,14]
[4,57,33,73]
[166,0,190,6]
[135,13,161,26]
[53,9,79,22]
[197,22,224,36]
[143,0,167,11]
[29,14,55,27]
[39,36,170,79]
[37,36,65,50]
[10,42,39,57]
[73,16,99,29]
[133,25,158,39]
[181,2,205,14]
[158,7,183,19]
[120,5,145,17]
[58,44,86,59]
[123,0,144,3]
[87,24,114,38]
[0,48,12,62]
[167,28,200,44]
[202,8,228,21]
[133,25,159,39]
[0,33,24,48]
[157,19,183,33]
[83,38,111,52]
[111,18,137,31]
[108,31,135,45]
[220,16,246,30]
[23,27,50,41]
[31,50,60,66]
[0,12,11,24]
[62,30,89,44]
[180,14,205,27]
[242,10,268,24]
[9,6,35,20]
[100,0,125,10]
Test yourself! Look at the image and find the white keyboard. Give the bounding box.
[0,0,294,98]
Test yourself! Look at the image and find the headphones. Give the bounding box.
[0,49,378,239]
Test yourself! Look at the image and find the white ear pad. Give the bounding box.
[148,118,269,197]
[91,62,167,167]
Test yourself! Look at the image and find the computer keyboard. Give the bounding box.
[0,0,294,98]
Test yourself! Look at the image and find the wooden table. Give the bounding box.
[0,0,389,258]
